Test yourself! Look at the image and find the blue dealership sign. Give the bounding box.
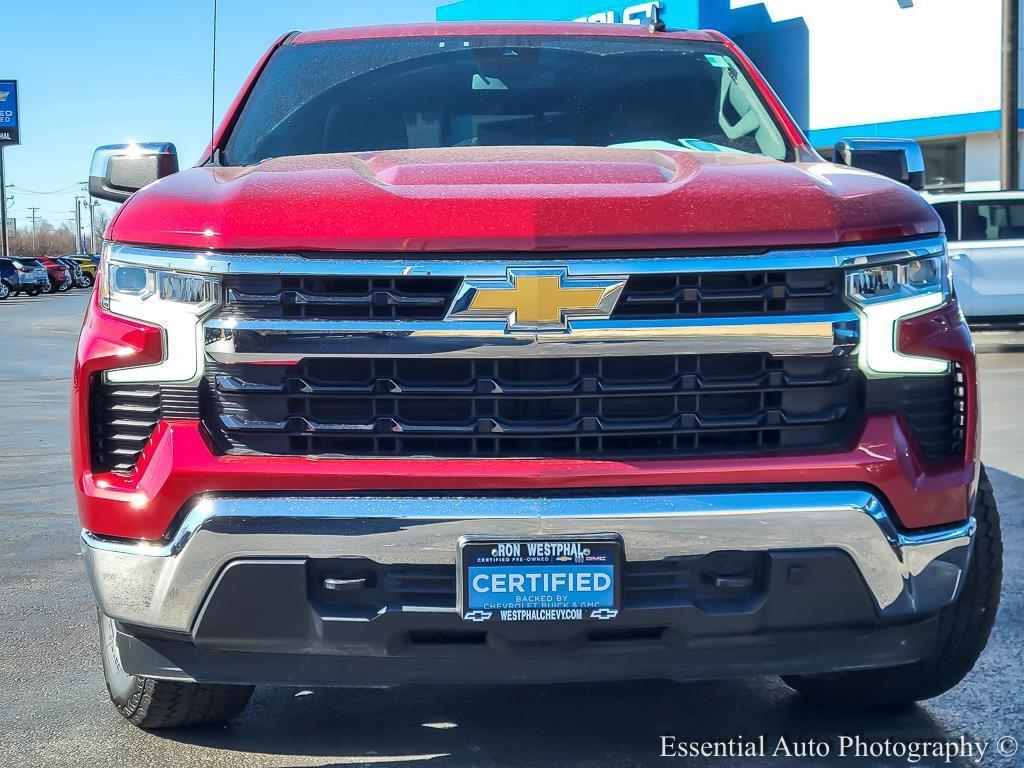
[0,80,19,146]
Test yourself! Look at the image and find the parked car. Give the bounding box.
[68,256,98,287]
[35,256,73,293]
[927,191,1024,323]
[77,23,1000,729]
[0,257,50,298]
[53,256,88,288]
[0,256,50,296]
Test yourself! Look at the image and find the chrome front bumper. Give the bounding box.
[81,490,975,634]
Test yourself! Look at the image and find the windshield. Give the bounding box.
[223,35,791,165]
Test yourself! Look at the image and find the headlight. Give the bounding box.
[846,256,947,304]
[101,263,219,312]
[100,248,220,385]
[845,253,951,376]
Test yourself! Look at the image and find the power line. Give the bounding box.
[9,184,79,195]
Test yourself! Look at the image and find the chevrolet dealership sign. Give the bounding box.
[573,1,661,24]
[573,1,659,23]
[437,0,682,27]
[0,80,19,146]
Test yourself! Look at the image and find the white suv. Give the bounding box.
[927,191,1024,323]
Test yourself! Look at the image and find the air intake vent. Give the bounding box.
[898,364,966,462]
[89,380,200,474]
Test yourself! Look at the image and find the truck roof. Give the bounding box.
[290,21,718,45]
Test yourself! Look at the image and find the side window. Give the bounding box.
[961,200,1024,241]
[932,202,959,241]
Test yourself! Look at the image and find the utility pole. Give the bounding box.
[73,196,84,254]
[80,181,98,254]
[1002,0,1020,190]
[0,147,8,258]
[27,206,39,252]
[88,201,97,254]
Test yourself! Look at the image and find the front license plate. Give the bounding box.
[458,536,621,622]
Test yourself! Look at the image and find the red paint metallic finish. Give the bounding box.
[70,291,164,493]
[898,300,980,495]
[73,27,971,543]
[75,416,971,541]
[72,296,975,540]
[109,148,941,253]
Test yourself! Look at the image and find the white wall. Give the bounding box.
[966,133,1001,191]
[732,0,1003,131]
[964,132,1024,191]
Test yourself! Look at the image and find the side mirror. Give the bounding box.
[89,142,179,203]
[833,138,925,190]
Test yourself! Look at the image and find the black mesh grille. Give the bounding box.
[615,269,845,318]
[203,353,863,459]
[222,275,462,321]
[219,268,845,322]
[89,381,199,474]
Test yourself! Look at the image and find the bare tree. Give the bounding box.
[92,209,111,252]
[7,220,76,257]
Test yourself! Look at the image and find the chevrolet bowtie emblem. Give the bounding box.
[447,268,626,331]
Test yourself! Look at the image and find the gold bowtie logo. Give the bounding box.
[447,269,626,331]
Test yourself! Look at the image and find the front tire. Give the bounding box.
[783,466,1002,708]
[58,281,71,292]
[98,612,254,728]
[0,280,10,300]
[79,274,94,288]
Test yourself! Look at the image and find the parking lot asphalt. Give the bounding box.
[0,290,1021,768]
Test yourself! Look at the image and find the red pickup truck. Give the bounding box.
[76,22,1001,729]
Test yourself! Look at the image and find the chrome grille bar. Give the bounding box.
[107,237,945,276]
[204,314,858,361]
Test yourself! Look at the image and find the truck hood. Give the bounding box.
[110,147,940,252]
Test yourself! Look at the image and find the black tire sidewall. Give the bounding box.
[0,281,10,299]
[782,466,1002,706]
[97,612,145,715]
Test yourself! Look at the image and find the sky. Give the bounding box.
[2,0,443,230]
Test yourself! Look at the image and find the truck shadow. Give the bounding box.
[156,678,981,767]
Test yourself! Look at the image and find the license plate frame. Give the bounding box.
[457,534,623,622]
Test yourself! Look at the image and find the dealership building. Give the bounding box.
[437,0,1016,192]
